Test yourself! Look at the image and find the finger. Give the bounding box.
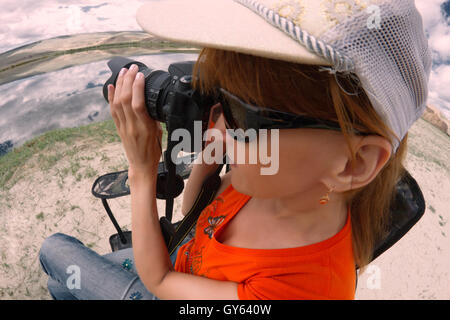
[113,68,127,127]
[215,114,227,151]
[156,121,163,141]
[109,83,125,128]
[113,68,127,106]
[108,85,123,129]
[216,113,227,131]
[121,65,139,123]
[115,67,139,139]
[121,64,139,107]
[131,71,149,120]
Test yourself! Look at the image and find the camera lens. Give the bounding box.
[143,69,172,122]
[104,56,216,152]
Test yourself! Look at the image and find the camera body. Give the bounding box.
[103,56,216,153]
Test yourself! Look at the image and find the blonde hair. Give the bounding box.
[192,48,407,271]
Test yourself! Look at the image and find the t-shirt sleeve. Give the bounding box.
[237,274,331,300]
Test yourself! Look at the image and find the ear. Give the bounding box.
[335,135,392,191]
[322,135,392,192]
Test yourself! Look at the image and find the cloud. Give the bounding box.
[0,0,148,53]
[416,0,450,118]
[80,3,108,13]
[0,0,449,119]
[441,0,450,19]
[416,0,450,62]
[428,64,450,118]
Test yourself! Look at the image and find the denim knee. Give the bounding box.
[47,277,78,300]
[39,233,84,275]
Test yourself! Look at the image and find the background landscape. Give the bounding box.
[0,0,449,300]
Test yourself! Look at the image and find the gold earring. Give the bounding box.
[319,185,335,205]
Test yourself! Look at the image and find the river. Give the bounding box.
[0,31,200,156]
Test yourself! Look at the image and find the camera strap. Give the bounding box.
[159,135,185,222]
[164,149,176,222]
[159,129,224,252]
[166,162,224,256]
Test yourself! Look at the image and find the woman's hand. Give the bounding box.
[205,103,227,151]
[107,64,162,178]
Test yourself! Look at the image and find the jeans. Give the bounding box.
[38,232,192,300]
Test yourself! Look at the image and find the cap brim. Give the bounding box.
[136,0,330,66]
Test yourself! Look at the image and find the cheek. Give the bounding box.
[276,131,331,184]
[230,131,331,197]
[276,149,323,191]
[227,130,335,197]
[230,161,321,198]
[228,150,319,198]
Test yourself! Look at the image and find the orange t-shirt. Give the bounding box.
[174,183,356,300]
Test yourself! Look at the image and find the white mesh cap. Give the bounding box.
[321,0,432,151]
[233,0,432,151]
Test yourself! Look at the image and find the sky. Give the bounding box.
[0,0,449,118]
[415,0,450,118]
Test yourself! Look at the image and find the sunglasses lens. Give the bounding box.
[219,90,248,132]
[217,89,261,143]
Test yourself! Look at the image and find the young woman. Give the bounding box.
[39,0,430,300]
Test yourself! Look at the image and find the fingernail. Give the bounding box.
[136,72,143,79]
[130,64,138,71]
[119,68,126,76]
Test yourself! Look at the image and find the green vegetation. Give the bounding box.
[0,119,118,190]
[0,39,197,73]
[0,119,167,191]
[35,212,44,221]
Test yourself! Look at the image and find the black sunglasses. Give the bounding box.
[216,87,363,142]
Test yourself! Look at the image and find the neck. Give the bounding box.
[252,190,348,238]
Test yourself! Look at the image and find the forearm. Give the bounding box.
[128,168,238,300]
[182,112,227,215]
[129,170,172,290]
[181,153,220,215]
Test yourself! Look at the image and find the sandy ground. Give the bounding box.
[0,118,448,300]
[355,118,450,299]
[0,136,186,299]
